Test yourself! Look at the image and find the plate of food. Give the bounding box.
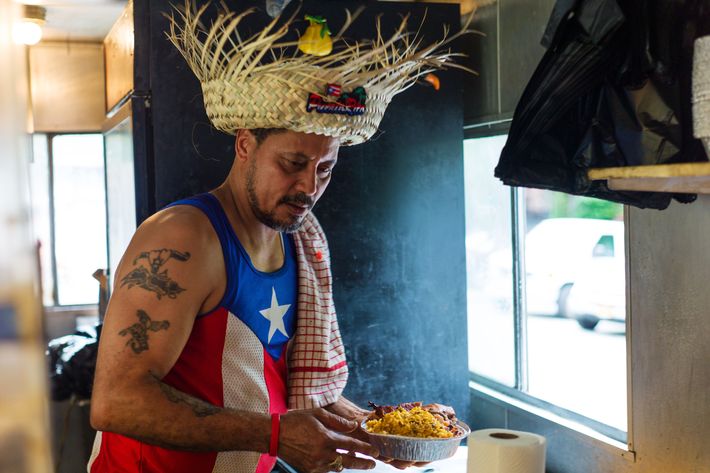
[360,402,470,462]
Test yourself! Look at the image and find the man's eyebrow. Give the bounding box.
[280,152,310,161]
[281,152,338,165]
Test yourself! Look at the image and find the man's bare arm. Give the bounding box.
[90,208,269,451]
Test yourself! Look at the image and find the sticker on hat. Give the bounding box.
[306,84,366,116]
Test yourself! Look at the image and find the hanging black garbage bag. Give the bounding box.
[495,0,710,210]
[47,324,101,401]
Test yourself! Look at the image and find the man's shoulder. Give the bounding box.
[135,203,219,250]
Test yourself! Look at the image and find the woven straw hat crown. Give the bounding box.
[167,2,475,145]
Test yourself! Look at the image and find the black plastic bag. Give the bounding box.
[495,0,710,210]
[47,324,101,401]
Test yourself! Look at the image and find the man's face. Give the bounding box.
[244,130,339,232]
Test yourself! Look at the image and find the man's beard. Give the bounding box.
[246,159,314,233]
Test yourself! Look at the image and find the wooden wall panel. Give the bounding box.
[29,42,105,132]
[104,0,133,113]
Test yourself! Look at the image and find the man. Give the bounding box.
[89,3,467,472]
[90,128,379,472]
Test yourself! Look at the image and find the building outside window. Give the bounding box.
[29,133,107,307]
[464,134,627,439]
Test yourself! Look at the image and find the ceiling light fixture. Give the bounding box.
[13,5,47,46]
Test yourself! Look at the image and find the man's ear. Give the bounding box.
[235,129,255,163]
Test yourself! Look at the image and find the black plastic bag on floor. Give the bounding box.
[47,324,101,401]
[494,0,710,210]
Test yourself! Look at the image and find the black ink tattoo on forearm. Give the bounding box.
[120,248,191,299]
[158,381,220,418]
[119,310,170,354]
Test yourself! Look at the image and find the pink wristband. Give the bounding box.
[269,413,280,457]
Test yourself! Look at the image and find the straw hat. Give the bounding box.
[166,2,475,145]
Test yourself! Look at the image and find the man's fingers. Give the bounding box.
[378,456,424,469]
[349,424,370,442]
[341,452,376,470]
[331,433,380,459]
[317,409,359,433]
[386,460,415,470]
[377,456,431,470]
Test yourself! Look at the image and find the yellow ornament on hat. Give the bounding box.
[298,15,332,56]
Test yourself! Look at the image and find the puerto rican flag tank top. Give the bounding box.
[88,193,297,473]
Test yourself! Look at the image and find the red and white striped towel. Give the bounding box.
[288,212,348,409]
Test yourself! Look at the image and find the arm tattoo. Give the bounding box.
[158,381,220,418]
[120,248,191,299]
[119,310,170,354]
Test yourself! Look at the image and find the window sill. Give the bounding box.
[43,305,99,340]
[44,305,98,317]
[469,380,636,462]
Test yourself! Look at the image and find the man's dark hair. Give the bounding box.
[250,128,286,146]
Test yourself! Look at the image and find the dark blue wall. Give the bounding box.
[316,38,469,416]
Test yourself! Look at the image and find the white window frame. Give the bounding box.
[32,132,107,309]
[464,127,635,457]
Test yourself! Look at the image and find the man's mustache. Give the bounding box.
[279,192,314,208]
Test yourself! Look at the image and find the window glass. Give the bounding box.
[464,135,515,386]
[524,189,626,431]
[51,134,107,306]
[464,135,627,435]
[104,116,136,291]
[29,134,54,306]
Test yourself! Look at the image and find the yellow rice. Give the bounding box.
[365,407,454,438]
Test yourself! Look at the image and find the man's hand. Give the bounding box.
[378,458,430,470]
[324,396,371,443]
[279,408,379,473]
[324,398,429,470]
[326,397,370,423]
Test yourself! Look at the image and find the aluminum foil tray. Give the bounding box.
[361,420,470,462]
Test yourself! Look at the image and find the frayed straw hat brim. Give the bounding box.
[167,2,478,145]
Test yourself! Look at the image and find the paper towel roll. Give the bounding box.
[467,429,546,473]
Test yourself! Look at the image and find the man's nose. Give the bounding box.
[296,166,319,196]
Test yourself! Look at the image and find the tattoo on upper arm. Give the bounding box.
[158,381,220,418]
[120,249,191,299]
[119,310,170,354]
